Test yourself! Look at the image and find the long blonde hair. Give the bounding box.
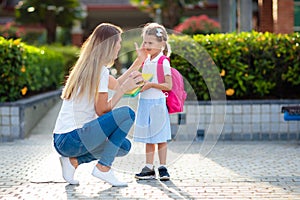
[61,23,122,102]
[142,23,171,56]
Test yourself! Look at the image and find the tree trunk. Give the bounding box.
[45,10,57,44]
[162,0,184,28]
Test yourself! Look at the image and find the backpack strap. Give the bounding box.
[157,55,170,83]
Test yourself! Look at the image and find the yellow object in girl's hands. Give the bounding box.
[124,73,153,97]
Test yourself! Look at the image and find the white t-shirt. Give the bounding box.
[140,52,171,99]
[53,67,109,133]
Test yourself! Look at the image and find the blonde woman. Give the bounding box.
[53,23,147,187]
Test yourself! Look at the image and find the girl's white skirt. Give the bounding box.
[133,98,171,143]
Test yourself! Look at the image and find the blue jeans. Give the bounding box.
[53,106,134,167]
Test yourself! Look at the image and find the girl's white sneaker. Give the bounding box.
[92,166,128,187]
[59,157,79,185]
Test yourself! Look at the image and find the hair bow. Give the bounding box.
[156,28,163,37]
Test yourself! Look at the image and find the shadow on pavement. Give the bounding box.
[136,179,196,200]
[160,180,196,200]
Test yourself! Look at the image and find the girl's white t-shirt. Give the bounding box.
[53,67,109,134]
[140,52,171,99]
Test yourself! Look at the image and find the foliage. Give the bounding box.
[21,29,46,45]
[2,31,300,102]
[0,22,26,39]
[130,0,201,28]
[168,35,223,100]
[0,22,46,45]
[173,14,220,35]
[15,0,85,44]
[0,37,65,102]
[169,31,300,100]
[42,44,80,78]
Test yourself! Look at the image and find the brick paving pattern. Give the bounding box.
[0,102,299,200]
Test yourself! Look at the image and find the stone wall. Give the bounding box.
[1,92,299,142]
[170,100,300,141]
[0,90,61,142]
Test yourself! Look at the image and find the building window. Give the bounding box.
[295,0,300,31]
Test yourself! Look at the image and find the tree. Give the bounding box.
[130,0,205,28]
[15,0,86,44]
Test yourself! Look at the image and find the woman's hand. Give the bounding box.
[135,42,147,64]
[116,43,147,86]
[96,71,144,116]
[120,71,144,93]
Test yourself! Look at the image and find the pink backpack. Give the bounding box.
[157,55,187,114]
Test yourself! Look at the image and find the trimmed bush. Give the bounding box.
[0,37,65,102]
[1,31,299,102]
[42,45,79,78]
[169,35,222,100]
[169,31,300,100]
[174,15,220,35]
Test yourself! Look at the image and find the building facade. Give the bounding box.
[258,0,296,34]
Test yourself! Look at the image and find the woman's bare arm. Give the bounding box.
[95,71,144,116]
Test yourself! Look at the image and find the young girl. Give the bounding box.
[134,23,172,181]
[53,23,147,187]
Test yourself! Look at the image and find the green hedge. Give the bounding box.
[0,37,65,102]
[1,31,300,102]
[169,31,300,100]
[41,44,79,77]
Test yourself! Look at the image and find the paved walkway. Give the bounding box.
[0,101,300,200]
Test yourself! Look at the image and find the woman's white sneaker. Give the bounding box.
[92,166,128,187]
[59,157,79,185]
